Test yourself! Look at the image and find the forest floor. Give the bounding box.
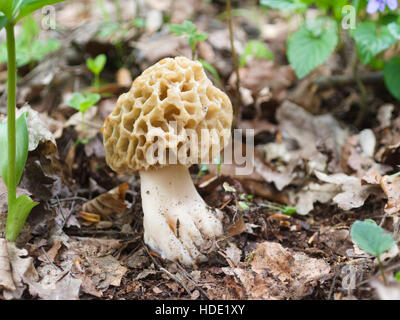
[0,0,399,300]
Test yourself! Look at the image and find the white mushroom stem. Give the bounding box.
[139,165,224,265]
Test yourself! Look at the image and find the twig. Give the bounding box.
[226,0,241,129]
[142,243,192,296]
[176,263,210,299]
[314,71,383,89]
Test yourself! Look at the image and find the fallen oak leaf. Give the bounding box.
[81,182,129,219]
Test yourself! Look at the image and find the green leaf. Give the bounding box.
[0,112,29,188]
[0,0,13,19]
[86,54,107,76]
[281,206,297,215]
[67,92,101,114]
[169,23,186,35]
[199,59,221,85]
[395,272,400,283]
[384,57,400,100]
[240,40,274,67]
[352,22,396,65]
[193,32,208,42]
[0,14,7,31]
[288,19,338,79]
[6,195,38,242]
[238,201,250,210]
[388,22,400,40]
[14,0,65,22]
[350,220,395,257]
[260,0,306,11]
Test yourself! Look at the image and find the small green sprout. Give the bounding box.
[395,272,400,283]
[133,17,146,28]
[86,54,107,90]
[213,155,222,173]
[67,92,101,141]
[261,203,296,216]
[169,20,208,59]
[240,40,274,67]
[0,15,60,68]
[237,201,250,210]
[0,0,65,242]
[197,163,208,178]
[351,220,396,284]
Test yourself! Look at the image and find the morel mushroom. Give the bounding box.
[102,56,233,265]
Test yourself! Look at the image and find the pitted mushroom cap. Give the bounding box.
[102,56,233,173]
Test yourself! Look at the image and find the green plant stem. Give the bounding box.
[226,0,240,130]
[5,22,17,241]
[353,55,368,127]
[81,112,86,136]
[94,74,100,91]
[377,255,387,285]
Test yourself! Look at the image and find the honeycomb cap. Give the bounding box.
[102,56,233,173]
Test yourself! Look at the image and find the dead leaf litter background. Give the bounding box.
[0,0,399,300]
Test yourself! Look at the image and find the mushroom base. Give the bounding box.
[139,165,224,265]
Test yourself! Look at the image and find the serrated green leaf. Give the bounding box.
[352,22,396,65]
[169,23,186,35]
[350,220,395,257]
[384,57,400,100]
[6,195,38,242]
[0,112,29,188]
[288,19,338,79]
[15,0,65,22]
[240,40,274,67]
[260,0,306,11]
[193,32,208,42]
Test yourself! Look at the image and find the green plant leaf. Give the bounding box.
[350,220,395,257]
[281,206,297,215]
[199,59,221,85]
[0,14,7,31]
[14,0,65,22]
[0,112,29,188]
[388,22,400,40]
[238,201,250,210]
[384,57,400,100]
[67,92,101,114]
[352,22,396,65]
[240,40,274,67]
[260,0,306,11]
[0,1,13,19]
[288,19,338,79]
[86,54,107,76]
[169,23,186,35]
[6,195,38,242]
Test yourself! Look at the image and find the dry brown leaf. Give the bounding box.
[362,170,400,214]
[0,240,39,300]
[227,216,247,237]
[223,242,331,299]
[81,182,129,219]
[315,171,378,211]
